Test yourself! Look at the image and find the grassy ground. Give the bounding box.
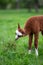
[0,9,43,65]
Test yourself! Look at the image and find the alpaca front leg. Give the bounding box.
[28,33,33,54]
[34,34,39,56]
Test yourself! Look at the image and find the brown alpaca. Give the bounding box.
[15,15,43,56]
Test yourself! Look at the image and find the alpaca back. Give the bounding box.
[24,16,43,34]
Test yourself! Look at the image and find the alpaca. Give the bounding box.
[15,16,43,56]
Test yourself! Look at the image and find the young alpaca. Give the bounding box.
[15,16,43,56]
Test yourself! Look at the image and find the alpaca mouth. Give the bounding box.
[15,35,22,40]
[15,37,18,40]
[15,35,18,40]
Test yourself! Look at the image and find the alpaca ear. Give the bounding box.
[18,23,20,29]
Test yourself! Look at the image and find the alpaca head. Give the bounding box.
[15,24,25,40]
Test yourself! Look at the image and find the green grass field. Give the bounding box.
[0,9,43,65]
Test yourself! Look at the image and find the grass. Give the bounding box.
[0,9,43,65]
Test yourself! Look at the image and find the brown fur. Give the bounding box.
[18,16,43,50]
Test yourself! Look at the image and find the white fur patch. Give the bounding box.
[28,50,31,54]
[16,30,22,36]
[35,48,38,56]
[15,35,18,39]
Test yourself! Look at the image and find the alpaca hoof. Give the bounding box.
[28,50,31,54]
[35,48,38,56]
